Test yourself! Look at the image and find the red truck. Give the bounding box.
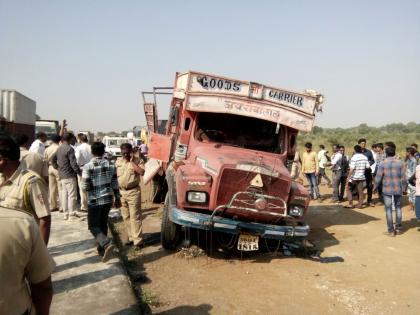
[143,71,324,251]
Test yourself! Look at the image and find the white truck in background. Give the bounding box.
[0,89,36,142]
[103,136,129,159]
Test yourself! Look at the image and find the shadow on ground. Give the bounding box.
[54,255,102,273]
[156,304,212,315]
[53,264,120,294]
[49,239,94,257]
[306,204,380,251]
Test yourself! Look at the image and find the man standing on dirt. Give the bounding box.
[358,139,375,206]
[374,146,407,236]
[338,146,349,202]
[116,143,145,248]
[405,147,417,212]
[82,142,120,262]
[327,144,342,203]
[317,144,331,186]
[345,145,370,209]
[302,142,321,201]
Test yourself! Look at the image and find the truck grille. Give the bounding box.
[216,168,290,220]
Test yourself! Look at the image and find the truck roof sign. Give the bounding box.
[174,71,323,132]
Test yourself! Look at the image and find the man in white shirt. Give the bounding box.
[317,145,331,186]
[345,145,370,209]
[75,134,92,212]
[29,132,48,156]
[328,144,343,203]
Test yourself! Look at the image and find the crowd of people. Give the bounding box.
[293,139,420,236]
[1,127,419,314]
[0,130,147,315]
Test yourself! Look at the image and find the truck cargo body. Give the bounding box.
[0,90,36,142]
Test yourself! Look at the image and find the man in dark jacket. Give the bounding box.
[52,132,81,220]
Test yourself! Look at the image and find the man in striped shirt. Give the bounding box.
[374,146,407,236]
[345,145,370,209]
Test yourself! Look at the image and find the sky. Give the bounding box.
[1,0,419,132]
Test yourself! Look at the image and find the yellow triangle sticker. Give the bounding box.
[250,174,263,187]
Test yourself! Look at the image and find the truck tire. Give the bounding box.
[161,194,181,249]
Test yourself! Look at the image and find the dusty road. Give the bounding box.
[112,185,420,315]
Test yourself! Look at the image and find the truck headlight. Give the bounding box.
[187,191,207,203]
[289,206,304,217]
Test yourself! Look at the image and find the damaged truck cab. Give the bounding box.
[144,71,324,251]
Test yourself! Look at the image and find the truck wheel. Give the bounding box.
[161,194,181,249]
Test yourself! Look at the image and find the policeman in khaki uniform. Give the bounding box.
[115,143,145,247]
[44,134,62,211]
[0,135,51,244]
[0,207,55,315]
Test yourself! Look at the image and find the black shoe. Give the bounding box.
[102,244,115,263]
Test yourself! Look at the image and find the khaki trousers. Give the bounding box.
[48,165,61,210]
[77,174,88,211]
[61,177,78,215]
[120,188,142,245]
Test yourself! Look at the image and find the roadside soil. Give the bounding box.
[111,184,420,315]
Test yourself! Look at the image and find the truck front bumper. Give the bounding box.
[169,207,309,240]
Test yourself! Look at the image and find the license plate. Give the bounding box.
[237,234,259,251]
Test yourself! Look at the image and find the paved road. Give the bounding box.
[48,210,139,315]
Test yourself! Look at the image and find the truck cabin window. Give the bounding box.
[195,113,283,153]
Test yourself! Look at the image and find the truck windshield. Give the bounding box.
[195,113,283,153]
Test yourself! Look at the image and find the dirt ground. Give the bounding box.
[112,184,420,315]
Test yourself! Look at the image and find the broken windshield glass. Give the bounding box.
[195,113,283,153]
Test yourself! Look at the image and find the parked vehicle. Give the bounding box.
[103,136,129,159]
[0,90,36,142]
[144,71,324,251]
